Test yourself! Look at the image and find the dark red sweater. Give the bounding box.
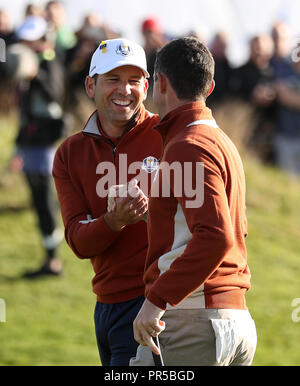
[53,107,162,303]
[144,102,251,310]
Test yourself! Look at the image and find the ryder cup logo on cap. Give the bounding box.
[116,43,132,56]
[89,38,150,78]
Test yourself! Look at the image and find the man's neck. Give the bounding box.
[100,120,125,139]
[161,96,205,119]
[97,109,141,139]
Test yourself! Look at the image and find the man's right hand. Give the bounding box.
[104,180,148,231]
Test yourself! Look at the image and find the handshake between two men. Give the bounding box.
[104,179,148,232]
[106,179,166,358]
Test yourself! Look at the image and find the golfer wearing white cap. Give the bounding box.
[89,38,150,78]
[53,38,162,365]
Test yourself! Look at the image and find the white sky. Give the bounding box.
[1,0,300,65]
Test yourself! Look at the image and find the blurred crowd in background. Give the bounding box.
[1,0,300,175]
[0,0,300,278]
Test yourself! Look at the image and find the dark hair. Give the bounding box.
[154,37,215,100]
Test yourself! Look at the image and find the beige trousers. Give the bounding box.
[130,308,257,366]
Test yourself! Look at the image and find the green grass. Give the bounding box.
[244,156,300,366]
[0,114,99,366]
[0,114,300,366]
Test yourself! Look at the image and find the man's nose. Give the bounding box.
[118,81,131,95]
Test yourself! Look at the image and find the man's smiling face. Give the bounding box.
[88,65,148,132]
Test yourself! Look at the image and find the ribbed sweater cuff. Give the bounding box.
[147,291,167,311]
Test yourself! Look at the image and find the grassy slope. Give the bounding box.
[0,114,99,366]
[0,114,299,366]
[244,156,300,365]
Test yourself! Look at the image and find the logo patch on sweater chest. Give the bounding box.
[141,156,159,173]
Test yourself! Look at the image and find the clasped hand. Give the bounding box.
[105,179,148,231]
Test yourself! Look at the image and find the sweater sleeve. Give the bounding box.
[146,140,235,309]
[52,144,121,259]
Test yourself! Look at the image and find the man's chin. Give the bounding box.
[118,109,141,130]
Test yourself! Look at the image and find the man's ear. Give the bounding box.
[143,78,149,101]
[208,80,215,96]
[158,73,168,94]
[85,76,96,99]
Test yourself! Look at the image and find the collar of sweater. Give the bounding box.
[82,105,150,138]
[155,101,215,145]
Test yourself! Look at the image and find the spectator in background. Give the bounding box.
[231,34,277,162]
[76,12,120,42]
[0,9,15,109]
[66,26,100,104]
[25,3,45,18]
[186,27,208,45]
[232,35,275,101]
[68,12,120,92]
[273,50,300,175]
[141,17,168,97]
[268,21,300,174]
[76,13,103,40]
[0,9,15,45]
[0,10,16,110]
[207,31,233,108]
[8,16,65,278]
[270,21,293,79]
[45,0,77,64]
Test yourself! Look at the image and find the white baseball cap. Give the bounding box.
[89,38,150,78]
[16,16,48,42]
